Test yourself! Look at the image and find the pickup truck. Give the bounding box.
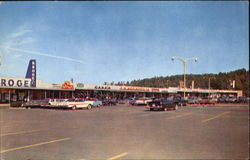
[147,97,182,111]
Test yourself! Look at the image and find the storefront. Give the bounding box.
[1,59,242,103]
[0,77,243,103]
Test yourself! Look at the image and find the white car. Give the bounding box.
[63,98,92,110]
[84,98,103,107]
[134,98,152,105]
[47,98,68,107]
[63,98,102,110]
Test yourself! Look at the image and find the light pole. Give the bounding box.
[208,77,215,90]
[171,56,198,98]
[208,76,216,97]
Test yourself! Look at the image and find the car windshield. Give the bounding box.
[75,99,85,102]
[66,99,75,102]
[57,99,66,102]
[85,98,95,101]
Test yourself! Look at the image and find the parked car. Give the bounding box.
[225,96,237,103]
[102,99,117,106]
[236,97,249,103]
[84,98,103,108]
[129,98,137,105]
[134,97,153,106]
[118,99,129,104]
[147,97,179,111]
[217,97,227,103]
[62,98,91,110]
[187,97,200,104]
[174,96,188,106]
[47,98,68,107]
[199,97,216,105]
[22,99,50,108]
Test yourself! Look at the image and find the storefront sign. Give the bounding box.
[95,85,111,90]
[151,88,160,92]
[77,83,84,88]
[52,84,61,89]
[25,59,36,87]
[0,77,32,88]
[61,81,74,89]
[120,86,151,92]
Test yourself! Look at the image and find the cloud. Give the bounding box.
[0,25,83,65]
[0,26,35,59]
[0,26,34,53]
[10,29,32,38]
[12,54,23,59]
[1,47,85,64]
[18,37,36,45]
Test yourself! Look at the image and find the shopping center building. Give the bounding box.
[0,60,242,103]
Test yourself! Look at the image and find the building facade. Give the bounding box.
[0,60,242,103]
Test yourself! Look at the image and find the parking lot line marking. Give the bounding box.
[202,111,230,123]
[0,129,42,137]
[107,152,128,160]
[0,137,71,153]
[1,124,23,128]
[166,111,199,120]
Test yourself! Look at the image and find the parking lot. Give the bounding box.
[0,104,249,160]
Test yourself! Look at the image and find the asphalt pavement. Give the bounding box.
[0,104,249,160]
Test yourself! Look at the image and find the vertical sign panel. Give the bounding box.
[25,59,36,87]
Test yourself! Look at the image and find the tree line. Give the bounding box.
[108,68,249,96]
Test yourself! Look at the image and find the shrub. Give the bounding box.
[10,101,23,107]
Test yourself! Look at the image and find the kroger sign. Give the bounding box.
[0,77,33,88]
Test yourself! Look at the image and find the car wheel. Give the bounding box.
[87,104,92,110]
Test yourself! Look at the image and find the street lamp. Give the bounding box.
[171,56,198,98]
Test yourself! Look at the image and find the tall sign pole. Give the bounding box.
[172,56,198,98]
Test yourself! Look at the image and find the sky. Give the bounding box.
[0,1,249,84]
